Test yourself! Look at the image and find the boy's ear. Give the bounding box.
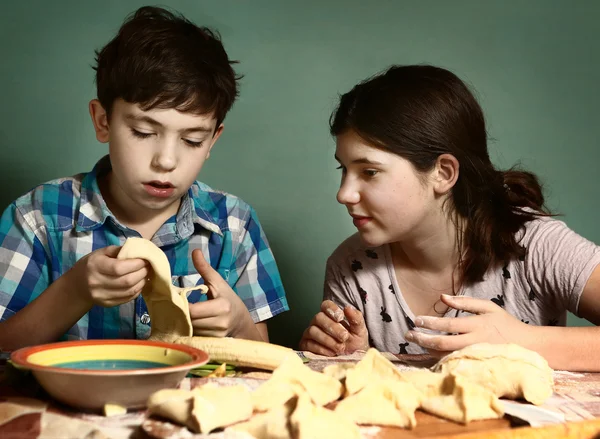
[206,124,224,159]
[432,153,459,195]
[89,99,110,143]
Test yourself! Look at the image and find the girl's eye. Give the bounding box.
[184,139,203,148]
[364,169,379,177]
[336,165,346,173]
[131,128,153,139]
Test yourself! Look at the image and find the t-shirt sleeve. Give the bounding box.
[524,217,600,316]
[0,203,51,322]
[229,207,288,323]
[323,255,363,314]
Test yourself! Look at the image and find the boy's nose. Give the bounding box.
[151,146,177,172]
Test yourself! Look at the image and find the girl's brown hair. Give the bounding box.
[330,65,551,284]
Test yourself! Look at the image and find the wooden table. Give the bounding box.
[2,352,600,438]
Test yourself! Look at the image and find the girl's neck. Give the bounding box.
[390,211,463,277]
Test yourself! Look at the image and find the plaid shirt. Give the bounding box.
[0,156,288,340]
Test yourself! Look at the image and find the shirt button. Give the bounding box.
[141,313,151,325]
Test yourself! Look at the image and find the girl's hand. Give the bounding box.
[405,294,533,355]
[72,246,150,307]
[299,300,369,356]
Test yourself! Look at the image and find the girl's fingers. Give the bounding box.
[441,294,500,314]
[299,337,337,357]
[414,315,478,334]
[304,324,345,354]
[405,330,476,352]
[314,312,349,343]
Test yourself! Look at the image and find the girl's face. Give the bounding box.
[335,130,440,247]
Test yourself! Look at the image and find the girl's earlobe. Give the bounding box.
[434,154,460,195]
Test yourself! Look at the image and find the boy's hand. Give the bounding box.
[188,249,251,338]
[71,246,150,308]
[299,300,369,356]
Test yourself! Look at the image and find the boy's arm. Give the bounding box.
[0,203,91,350]
[256,322,269,342]
[0,269,93,350]
[0,204,148,351]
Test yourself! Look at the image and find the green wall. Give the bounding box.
[1,1,598,347]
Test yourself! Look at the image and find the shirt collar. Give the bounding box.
[75,155,223,237]
[76,155,113,232]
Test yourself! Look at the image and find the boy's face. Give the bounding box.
[90,99,223,218]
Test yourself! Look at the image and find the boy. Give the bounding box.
[0,6,288,351]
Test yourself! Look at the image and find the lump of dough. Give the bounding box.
[190,384,253,434]
[147,384,253,434]
[421,373,504,424]
[117,237,208,342]
[226,398,295,439]
[252,354,343,411]
[322,363,355,381]
[290,394,361,439]
[432,343,554,405]
[344,348,406,396]
[335,380,422,429]
[396,369,446,398]
[147,388,195,429]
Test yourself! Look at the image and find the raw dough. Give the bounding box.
[322,362,355,381]
[103,403,127,417]
[147,384,253,434]
[432,343,554,405]
[396,369,446,398]
[147,388,194,428]
[117,237,208,341]
[290,394,361,439]
[252,354,343,412]
[190,384,253,434]
[421,373,504,424]
[344,348,406,396]
[226,398,295,439]
[335,380,422,429]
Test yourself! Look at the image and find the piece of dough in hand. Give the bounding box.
[117,237,208,342]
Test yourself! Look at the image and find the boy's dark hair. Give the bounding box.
[330,64,552,285]
[93,6,241,128]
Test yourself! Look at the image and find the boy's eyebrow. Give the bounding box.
[124,113,213,133]
[334,154,383,165]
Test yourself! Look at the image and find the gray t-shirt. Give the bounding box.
[324,215,600,355]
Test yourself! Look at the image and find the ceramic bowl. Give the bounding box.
[10,339,209,411]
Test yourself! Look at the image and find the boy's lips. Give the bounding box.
[143,181,175,198]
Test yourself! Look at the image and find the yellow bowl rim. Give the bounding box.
[10,339,209,376]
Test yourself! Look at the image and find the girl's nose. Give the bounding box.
[336,181,360,205]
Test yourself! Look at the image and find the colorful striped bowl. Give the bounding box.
[10,339,209,411]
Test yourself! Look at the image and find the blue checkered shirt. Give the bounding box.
[0,156,288,340]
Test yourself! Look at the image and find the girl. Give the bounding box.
[299,65,600,371]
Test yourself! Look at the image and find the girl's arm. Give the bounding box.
[406,265,600,371]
